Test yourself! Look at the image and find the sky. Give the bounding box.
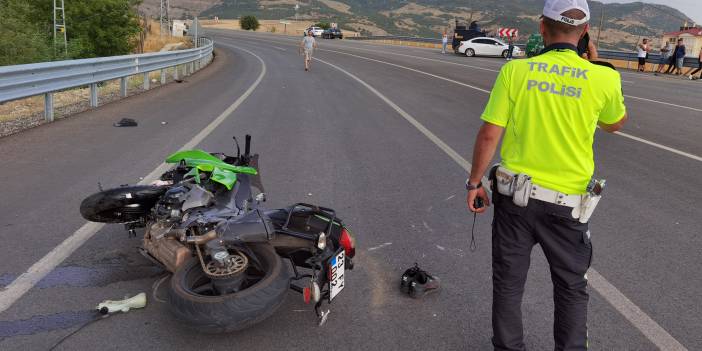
[597,0,702,24]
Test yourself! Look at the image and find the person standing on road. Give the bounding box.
[506,34,516,61]
[656,41,673,75]
[637,38,649,72]
[442,31,449,54]
[674,38,686,75]
[665,40,681,74]
[300,30,318,72]
[466,0,628,350]
[687,46,702,80]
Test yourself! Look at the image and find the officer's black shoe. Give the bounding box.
[400,263,421,294]
[409,269,440,299]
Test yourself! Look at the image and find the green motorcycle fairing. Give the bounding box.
[165,149,258,190]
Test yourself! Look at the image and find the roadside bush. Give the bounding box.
[240,16,260,31]
[315,21,331,30]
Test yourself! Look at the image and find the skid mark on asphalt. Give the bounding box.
[312,55,689,351]
[0,265,162,290]
[0,310,95,338]
[358,253,392,311]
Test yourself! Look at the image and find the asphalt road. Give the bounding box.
[0,29,701,350]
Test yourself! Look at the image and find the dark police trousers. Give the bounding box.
[491,193,592,351]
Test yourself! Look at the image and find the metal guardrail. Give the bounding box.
[348,35,699,67]
[0,37,214,122]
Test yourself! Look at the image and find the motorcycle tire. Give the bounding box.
[168,243,290,333]
[80,185,167,223]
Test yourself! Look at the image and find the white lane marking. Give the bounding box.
[0,46,268,314]
[225,33,501,73]
[615,131,702,162]
[312,58,473,171]
[345,46,502,73]
[367,242,392,251]
[317,49,702,163]
[234,34,702,114]
[225,34,702,164]
[314,56,688,351]
[323,40,702,112]
[624,95,702,113]
[588,270,688,351]
[321,48,492,94]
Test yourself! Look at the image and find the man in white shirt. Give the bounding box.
[637,38,649,72]
[300,31,318,72]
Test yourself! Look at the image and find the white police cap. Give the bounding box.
[543,0,591,26]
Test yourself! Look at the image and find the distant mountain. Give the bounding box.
[177,0,692,50]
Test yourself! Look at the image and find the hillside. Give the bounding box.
[161,0,692,50]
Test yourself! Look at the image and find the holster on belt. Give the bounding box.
[493,165,531,208]
[578,193,601,223]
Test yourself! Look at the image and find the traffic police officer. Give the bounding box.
[466,0,628,350]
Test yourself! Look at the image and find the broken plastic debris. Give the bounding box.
[161,121,168,125]
[150,180,173,186]
[96,292,146,314]
[113,118,138,127]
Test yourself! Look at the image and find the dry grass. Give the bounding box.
[143,20,192,52]
[0,21,195,137]
[318,0,352,14]
[202,19,360,36]
[0,70,175,124]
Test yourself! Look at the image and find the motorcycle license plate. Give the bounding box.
[328,250,345,302]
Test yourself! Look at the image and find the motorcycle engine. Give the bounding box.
[154,186,189,222]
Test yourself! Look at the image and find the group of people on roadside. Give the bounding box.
[637,37,702,80]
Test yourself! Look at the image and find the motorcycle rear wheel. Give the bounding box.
[168,243,289,333]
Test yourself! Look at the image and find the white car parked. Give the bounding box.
[305,26,325,37]
[458,37,522,58]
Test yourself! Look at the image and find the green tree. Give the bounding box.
[315,21,331,30]
[0,0,142,66]
[240,15,260,31]
[63,0,142,58]
[0,0,52,66]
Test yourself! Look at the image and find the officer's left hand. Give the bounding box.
[467,187,490,213]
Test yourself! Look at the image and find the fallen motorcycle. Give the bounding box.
[80,135,356,332]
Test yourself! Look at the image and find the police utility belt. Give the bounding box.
[490,165,603,224]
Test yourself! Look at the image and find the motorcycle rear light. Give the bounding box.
[339,228,356,258]
[303,286,311,304]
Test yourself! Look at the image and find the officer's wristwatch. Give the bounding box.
[465,179,483,191]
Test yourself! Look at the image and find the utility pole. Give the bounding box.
[160,0,171,36]
[53,0,68,56]
[596,6,605,50]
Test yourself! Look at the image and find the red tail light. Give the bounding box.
[339,227,356,258]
